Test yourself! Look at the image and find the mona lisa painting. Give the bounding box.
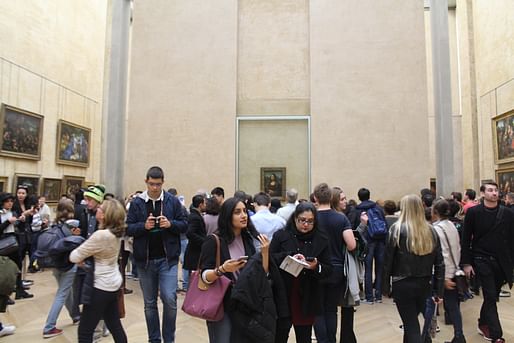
[260,167,286,200]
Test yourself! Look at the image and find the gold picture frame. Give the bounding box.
[0,104,44,160]
[496,167,514,194]
[492,110,514,164]
[62,175,85,198]
[41,178,63,203]
[56,120,91,167]
[13,173,41,196]
[260,167,286,200]
[0,176,8,192]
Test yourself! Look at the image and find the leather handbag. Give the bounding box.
[0,235,18,256]
[182,234,231,322]
[441,227,469,295]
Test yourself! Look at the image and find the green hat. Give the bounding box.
[84,184,106,203]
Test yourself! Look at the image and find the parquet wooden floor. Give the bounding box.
[2,270,513,342]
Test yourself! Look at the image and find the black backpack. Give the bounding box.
[35,223,70,268]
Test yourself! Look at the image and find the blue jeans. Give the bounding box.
[314,265,344,343]
[207,313,231,343]
[138,259,178,343]
[180,238,189,290]
[364,239,385,301]
[44,266,79,332]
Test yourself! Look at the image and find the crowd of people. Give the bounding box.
[0,166,513,343]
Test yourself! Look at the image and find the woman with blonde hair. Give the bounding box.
[70,199,127,343]
[382,194,444,343]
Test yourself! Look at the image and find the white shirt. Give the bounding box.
[251,208,286,240]
[0,209,15,234]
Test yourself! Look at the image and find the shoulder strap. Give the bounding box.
[195,233,222,271]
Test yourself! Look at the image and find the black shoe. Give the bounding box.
[15,290,34,300]
[7,297,15,305]
[123,288,133,295]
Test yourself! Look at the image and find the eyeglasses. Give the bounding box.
[297,217,314,225]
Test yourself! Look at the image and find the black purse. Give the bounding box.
[0,235,19,256]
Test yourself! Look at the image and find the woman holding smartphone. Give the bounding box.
[382,194,444,343]
[199,197,269,343]
[70,199,127,343]
[270,202,332,343]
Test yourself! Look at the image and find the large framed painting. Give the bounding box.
[260,167,286,200]
[56,120,91,167]
[496,167,514,194]
[41,178,62,203]
[13,174,40,196]
[62,175,85,198]
[493,110,514,164]
[0,176,8,192]
[0,104,43,160]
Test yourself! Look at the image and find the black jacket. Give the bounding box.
[230,254,278,343]
[270,225,333,317]
[184,208,207,270]
[461,204,514,286]
[382,224,445,297]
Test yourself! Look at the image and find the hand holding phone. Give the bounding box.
[237,256,249,262]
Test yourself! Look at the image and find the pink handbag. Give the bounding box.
[182,234,231,321]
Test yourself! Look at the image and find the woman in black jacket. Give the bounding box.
[199,197,270,343]
[270,202,332,343]
[382,194,445,343]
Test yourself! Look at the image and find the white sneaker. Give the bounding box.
[499,290,511,297]
[0,325,16,337]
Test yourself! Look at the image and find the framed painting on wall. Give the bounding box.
[13,174,40,196]
[260,167,286,200]
[496,167,514,194]
[56,120,91,167]
[41,178,62,203]
[0,176,8,192]
[0,104,44,160]
[62,175,85,199]
[493,110,514,164]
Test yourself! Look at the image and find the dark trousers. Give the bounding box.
[393,277,431,343]
[474,256,504,340]
[443,288,464,338]
[314,265,345,343]
[78,288,127,343]
[364,240,385,301]
[119,242,130,289]
[275,317,312,343]
[340,307,356,343]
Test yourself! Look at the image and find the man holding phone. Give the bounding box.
[127,166,188,343]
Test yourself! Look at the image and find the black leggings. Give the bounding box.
[275,317,312,343]
[78,288,127,343]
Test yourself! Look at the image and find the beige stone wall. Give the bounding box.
[310,0,430,201]
[472,0,514,181]
[0,1,108,194]
[125,0,238,198]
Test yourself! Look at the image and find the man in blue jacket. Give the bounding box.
[127,166,188,343]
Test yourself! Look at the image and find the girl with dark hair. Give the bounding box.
[270,202,332,343]
[199,197,269,343]
[12,185,35,299]
[70,199,128,343]
[431,199,466,343]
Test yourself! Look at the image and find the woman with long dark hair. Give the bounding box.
[70,199,127,343]
[199,197,269,343]
[382,194,444,343]
[270,202,332,343]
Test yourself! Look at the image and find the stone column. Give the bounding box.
[430,0,455,197]
[101,0,131,197]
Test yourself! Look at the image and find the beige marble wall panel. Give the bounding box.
[238,119,309,199]
[478,92,494,180]
[310,0,429,201]
[473,0,514,97]
[237,0,309,114]
[0,1,108,100]
[17,68,42,114]
[126,0,237,200]
[496,80,514,116]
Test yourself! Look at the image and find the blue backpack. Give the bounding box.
[35,223,70,268]
[367,207,387,239]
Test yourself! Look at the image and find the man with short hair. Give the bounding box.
[210,187,224,205]
[463,188,479,214]
[251,192,286,241]
[505,192,514,208]
[354,188,387,304]
[461,182,514,343]
[276,188,298,222]
[127,166,188,343]
[313,183,356,343]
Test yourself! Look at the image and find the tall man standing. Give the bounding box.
[127,166,188,343]
[461,181,514,343]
